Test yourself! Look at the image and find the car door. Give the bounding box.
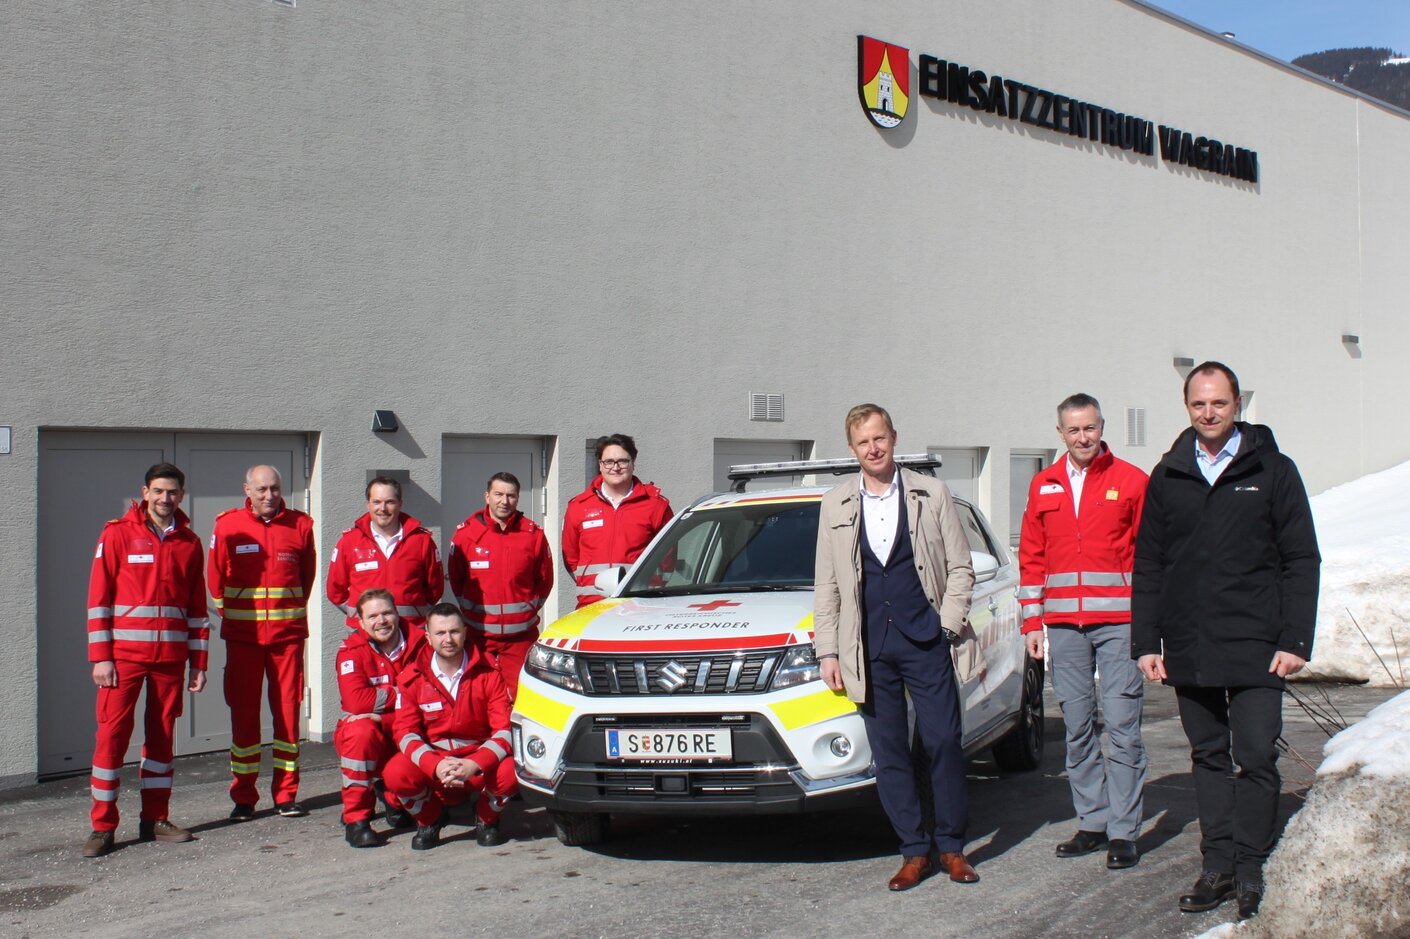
[953,500,1025,744]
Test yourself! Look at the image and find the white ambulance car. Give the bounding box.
[511,456,1043,846]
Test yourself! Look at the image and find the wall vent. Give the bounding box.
[1125,407,1146,447]
[749,393,784,422]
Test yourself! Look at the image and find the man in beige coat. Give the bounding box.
[815,403,981,891]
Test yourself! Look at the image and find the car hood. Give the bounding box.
[537,592,816,654]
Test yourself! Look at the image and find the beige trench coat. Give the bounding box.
[813,466,981,704]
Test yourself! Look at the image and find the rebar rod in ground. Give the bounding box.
[1347,608,1399,686]
[1286,683,1345,738]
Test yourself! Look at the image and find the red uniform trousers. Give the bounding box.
[334,717,405,823]
[90,660,185,831]
[225,638,304,806]
[381,750,518,827]
[472,634,535,702]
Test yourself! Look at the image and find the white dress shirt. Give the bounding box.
[371,522,404,558]
[859,472,901,565]
[432,651,468,698]
[1066,456,1089,518]
[1196,427,1243,485]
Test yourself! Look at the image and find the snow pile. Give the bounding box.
[1193,690,1410,939]
[1303,460,1410,686]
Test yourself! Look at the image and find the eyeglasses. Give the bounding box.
[599,458,632,469]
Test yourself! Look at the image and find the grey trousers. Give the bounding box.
[1048,622,1147,841]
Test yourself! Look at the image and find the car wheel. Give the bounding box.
[992,658,1044,772]
[551,810,610,846]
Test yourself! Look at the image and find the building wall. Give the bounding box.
[2,0,1407,784]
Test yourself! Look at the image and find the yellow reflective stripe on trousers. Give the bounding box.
[272,758,299,771]
[220,607,308,621]
[230,742,262,758]
[223,586,305,599]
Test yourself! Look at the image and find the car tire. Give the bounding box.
[551,810,610,846]
[992,657,1044,772]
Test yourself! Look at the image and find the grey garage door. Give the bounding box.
[37,430,309,778]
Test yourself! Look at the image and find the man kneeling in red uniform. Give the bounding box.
[383,603,517,850]
[335,588,425,848]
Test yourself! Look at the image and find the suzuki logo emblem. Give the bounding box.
[655,659,690,692]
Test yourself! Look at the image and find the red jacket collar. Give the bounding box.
[126,500,193,532]
[588,475,655,504]
[245,497,288,523]
[353,511,425,539]
[345,623,422,663]
[466,508,529,537]
[1055,444,1114,477]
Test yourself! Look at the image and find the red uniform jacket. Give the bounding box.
[447,509,553,638]
[392,644,513,779]
[561,476,672,606]
[1018,446,1148,633]
[87,501,209,670]
[208,498,317,645]
[336,626,425,718]
[326,512,444,630]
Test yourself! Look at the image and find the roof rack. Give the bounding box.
[726,454,942,492]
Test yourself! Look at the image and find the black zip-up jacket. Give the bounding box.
[1131,422,1320,688]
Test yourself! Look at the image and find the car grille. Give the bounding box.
[579,650,783,696]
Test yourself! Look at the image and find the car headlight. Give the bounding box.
[525,643,583,692]
[771,643,820,691]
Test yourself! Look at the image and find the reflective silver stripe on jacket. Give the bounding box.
[111,629,191,642]
[88,630,114,644]
[1043,596,1131,614]
[1016,585,1044,601]
[396,604,431,618]
[112,604,189,619]
[373,687,389,711]
[1043,571,1133,588]
[480,729,512,762]
[188,638,209,651]
[399,733,435,766]
[464,616,538,636]
[340,756,377,772]
[88,606,113,620]
[433,737,481,750]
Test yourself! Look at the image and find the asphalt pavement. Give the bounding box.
[0,681,1398,939]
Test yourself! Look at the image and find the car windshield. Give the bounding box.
[621,499,820,597]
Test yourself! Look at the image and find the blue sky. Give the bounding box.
[1145,0,1410,62]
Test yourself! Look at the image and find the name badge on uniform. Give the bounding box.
[354,560,379,572]
[1039,484,1064,495]
[127,554,154,564]
[470,560,490,570]
[420,701,443,712]
[1106,488,1120,500]
[582,519,604,529]
[235,543,260,555]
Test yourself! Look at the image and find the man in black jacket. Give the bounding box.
[1132,361,1320,921]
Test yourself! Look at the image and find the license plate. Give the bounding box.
[605,728,732,762]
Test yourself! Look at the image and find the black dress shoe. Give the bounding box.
[275,801,307,818]
[344,820,380,849]
[1106,839,1139,869]
[411,823,442,851]
[1179,870,1236,912]
[1236,881,1264,919]
[1055,830,1109,858]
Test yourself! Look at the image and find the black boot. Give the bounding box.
[345,820,380,848]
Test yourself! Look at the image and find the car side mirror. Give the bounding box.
[971,551,999,585]
[593,566,626,596]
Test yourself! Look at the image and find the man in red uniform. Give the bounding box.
[383,603,517,850]
[84,463,210,858]
[335,587,424,847]
[208,464,316,820]
[561,433,673,607]
[1019,393,1149,869]
[326,476,443,632]
[447,472,553,700]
